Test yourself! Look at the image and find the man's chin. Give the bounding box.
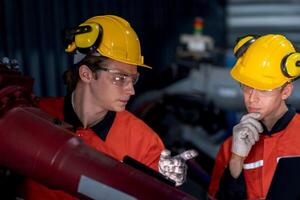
[114,106,126,112]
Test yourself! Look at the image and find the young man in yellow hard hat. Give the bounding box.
[22,15,197,199]
[208,34,300,199]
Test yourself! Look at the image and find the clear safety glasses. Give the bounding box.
[240,84,285,97]
[96,66,139,87]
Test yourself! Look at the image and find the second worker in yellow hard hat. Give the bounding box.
[208,34,300,200]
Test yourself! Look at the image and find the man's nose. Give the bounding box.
[124,80,135,96]
[248,89,260,102]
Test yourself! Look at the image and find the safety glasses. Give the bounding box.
[240,84,285,97]
[96,66,139,87]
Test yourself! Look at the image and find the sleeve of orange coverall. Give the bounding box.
[139,127,165,171]
[208,138,246,200]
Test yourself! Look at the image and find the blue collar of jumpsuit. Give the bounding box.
[63,94,116,141]
[260,105,296,136]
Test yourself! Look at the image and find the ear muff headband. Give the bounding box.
[234,36,258,58]
[281,52,300,78]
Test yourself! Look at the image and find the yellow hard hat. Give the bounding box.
[231,34,300,90]
[65,15,150,68]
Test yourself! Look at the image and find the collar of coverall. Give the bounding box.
[260,105,296,136]
[63,93,116,141]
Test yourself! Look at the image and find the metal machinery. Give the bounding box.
[0,58,196,200]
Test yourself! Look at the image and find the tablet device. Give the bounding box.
[123,155,176,187]
[266,156,300,200]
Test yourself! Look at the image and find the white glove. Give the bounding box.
[158,149,198,186]
[231,113,263,157]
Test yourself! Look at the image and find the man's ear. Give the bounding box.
[282,83,293,100]
[78,65,93,82]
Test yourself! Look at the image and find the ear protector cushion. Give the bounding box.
[75,22,103,53]
[64,22,103,54]
[281,52,300,78]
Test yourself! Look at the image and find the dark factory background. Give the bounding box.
[0,0,226,96]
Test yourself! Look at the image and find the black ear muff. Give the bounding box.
[63,27,77,50]
[234,35,259,59]
[64,22,103,54]
[281,52,300,78]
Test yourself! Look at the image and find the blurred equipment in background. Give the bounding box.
[0,57,196,200]
[177,17,214,61]
[226,0,300,48]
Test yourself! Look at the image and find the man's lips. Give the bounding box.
[119,99,129,103]
[248,107,261,112]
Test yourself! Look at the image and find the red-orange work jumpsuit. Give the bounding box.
[23,96,164,200]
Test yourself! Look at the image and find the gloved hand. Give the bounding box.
[158,149,198,186]
[231,113,263,157]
